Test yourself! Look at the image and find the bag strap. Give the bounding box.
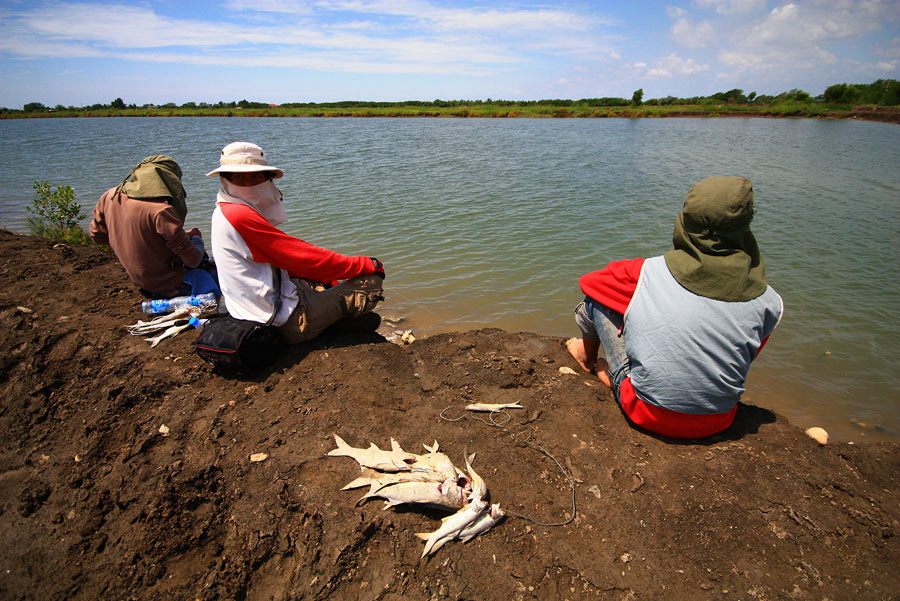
[266,266,282,327]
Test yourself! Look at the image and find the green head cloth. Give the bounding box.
[663,176,768,302]
[118,155,187,220]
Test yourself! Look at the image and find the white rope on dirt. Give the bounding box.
[439,406,577,527]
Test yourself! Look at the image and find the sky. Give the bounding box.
[0,0,898,109]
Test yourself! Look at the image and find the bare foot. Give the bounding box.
[565,338,594,373]
[594,358,612,389]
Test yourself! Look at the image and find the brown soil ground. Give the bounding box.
[1,230,898,601]
[848,106,900,123]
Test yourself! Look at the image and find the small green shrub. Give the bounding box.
[27,180,90,244]
[805,104,827,117]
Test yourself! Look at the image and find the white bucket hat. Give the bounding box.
[206,142,284,178]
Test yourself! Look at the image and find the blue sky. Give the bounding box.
[1,0,898,108]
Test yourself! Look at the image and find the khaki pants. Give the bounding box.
[277,274,384,344]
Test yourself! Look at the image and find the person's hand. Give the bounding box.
[370,257,385,279]
[187,228,202,238]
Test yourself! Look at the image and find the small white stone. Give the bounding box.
[250,453,269,462]
[158,424,170,436]
[805,427,828,445]
[558,366,578,375]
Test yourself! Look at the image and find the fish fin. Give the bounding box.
[356,491,376,506]
[423,440,439,453]
[341,477,372,490]
[415,532,431,541]
[390,438,405,453]
[327,434,350,456]
[368,480,398,495]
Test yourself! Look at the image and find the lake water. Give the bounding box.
[1,116,898,443]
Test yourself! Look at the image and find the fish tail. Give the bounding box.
[327,434,350,456]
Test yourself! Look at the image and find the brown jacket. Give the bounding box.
[89,188,202,295]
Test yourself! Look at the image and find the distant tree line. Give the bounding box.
[4,79,898,114]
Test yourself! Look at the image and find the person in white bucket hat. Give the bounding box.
[209,142,385,344]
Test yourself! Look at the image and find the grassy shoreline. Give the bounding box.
[4,103,899,121]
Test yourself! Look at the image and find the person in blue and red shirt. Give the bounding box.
[567,176,783,439]
[209,142,384,344]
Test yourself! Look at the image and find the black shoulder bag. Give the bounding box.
[194,268,283,374]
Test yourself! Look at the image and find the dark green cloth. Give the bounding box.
[663,176,768,302]
[117,155,187,220]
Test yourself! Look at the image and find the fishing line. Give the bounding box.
[385,287,445,322]
[439,406,577,528]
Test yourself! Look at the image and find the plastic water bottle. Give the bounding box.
[188,316,208,330]
[141,292,217,314]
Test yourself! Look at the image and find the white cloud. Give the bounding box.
[667,6,686,18]
[0,2,531,72]
[874,36,900,59]
[671,18,716,48]
[694,0,766,15]
[635,53,710,77]
[225,0,315,14]
[0,0,619,71]
[716,1,898,77]
[315,0,606,33]
[748,2,893,46]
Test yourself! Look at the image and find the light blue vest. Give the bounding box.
[623,256,783,414]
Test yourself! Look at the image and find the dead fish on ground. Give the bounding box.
[332,437,503,557]
[458,503,505,542]
[144,320,192,348]
[465,402,523,412]
[404,440,465,482]
[464,452,487,501]
[417,498,489,557]
[358,476,467,510]
[341,467,447,492]
[127,307,191,335]
[328,434,417,472]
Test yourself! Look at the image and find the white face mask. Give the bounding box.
[218,178,288,226]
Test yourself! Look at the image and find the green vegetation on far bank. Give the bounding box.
[3,79,898,121]
[0,101,875,120]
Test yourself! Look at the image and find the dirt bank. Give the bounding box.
[0,230,898,601]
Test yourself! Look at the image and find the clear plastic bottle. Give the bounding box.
[188,316,208,331]
[141,292,217,314]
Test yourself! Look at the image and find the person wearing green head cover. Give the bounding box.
[89,155,219,298]
[567,177,783,439]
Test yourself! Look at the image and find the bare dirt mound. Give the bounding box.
[849,105,900,123]
[1,230,898,601]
